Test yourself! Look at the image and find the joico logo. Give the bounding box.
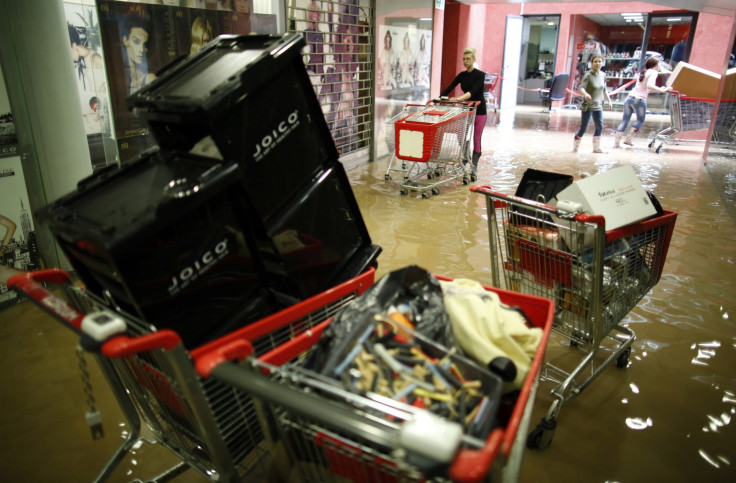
[253,109,300,162]
[167,237,229,294]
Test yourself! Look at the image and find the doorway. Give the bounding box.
[518,15,560,105]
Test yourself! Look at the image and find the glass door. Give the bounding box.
[518,15,560,105]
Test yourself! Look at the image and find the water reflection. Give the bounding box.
[350,106,736,481]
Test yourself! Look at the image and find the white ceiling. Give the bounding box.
[454,0,736,18]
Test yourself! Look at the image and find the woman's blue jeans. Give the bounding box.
[575,110,603,137]
[617,96,647,131]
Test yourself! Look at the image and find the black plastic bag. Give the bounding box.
[304,265,453,376]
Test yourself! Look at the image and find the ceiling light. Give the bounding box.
[621,12,642,16]
[547,22,554,25]
[667,17,682,22]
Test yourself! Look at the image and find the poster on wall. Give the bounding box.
[375,23,432,158]
[0,62,39,308]
[65,1,117,170]
[97,0,255,163]
[0,156,41,308]
[292,0,369,155]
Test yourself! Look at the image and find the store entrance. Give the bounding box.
[573,11,698,111]
[518,15,560,105]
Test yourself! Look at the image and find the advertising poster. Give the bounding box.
[292,0,370,154]
[97,0,255,163]
[1,63,39,308]
[65,1,116,169]
[0,156,41,308]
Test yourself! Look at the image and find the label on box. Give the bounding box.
[555,165,656,230]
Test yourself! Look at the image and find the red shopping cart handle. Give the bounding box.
[195,339,255,378]
[8,268,182,354]
[449,428,504,483]
[7,269,85,330]
[102,330,181,358]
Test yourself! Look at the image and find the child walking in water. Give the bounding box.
[573,55,612,153]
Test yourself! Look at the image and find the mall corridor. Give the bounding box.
[1,105,734,482]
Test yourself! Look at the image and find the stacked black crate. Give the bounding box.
[39,34,379,349]
[126,33,380,304]
[38,152,288,349]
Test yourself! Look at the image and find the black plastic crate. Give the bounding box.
[264,161,381,298]
[37,150,295,349]
[126,33,337,221]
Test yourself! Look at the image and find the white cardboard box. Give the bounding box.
[555,165,656,230]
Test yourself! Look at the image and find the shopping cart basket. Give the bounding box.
[384,103,427,181]
[470,186,677,450]
[8,267,375,482]
[712,97,736,144]
[194,273,554,482]
[389,99,478,198]
[650,91,714,153]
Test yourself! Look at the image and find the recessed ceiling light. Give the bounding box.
[547,21,554,25]
[667,18,682,22]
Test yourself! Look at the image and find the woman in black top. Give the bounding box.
[440,47,487,174]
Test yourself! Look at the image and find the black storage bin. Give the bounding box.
[513,168,574,223]
[126,33,337,221]
[38,150,294,349]
[264,161,381,299]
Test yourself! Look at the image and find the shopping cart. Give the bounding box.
[712,97,736,144]
[8,267,375,482]
[194,274,555,482]
[470,186,677,450]
[389,99,478,198]
[650,91,714,153]
[384,103,427,181]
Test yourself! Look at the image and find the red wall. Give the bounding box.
[434,1,734,101]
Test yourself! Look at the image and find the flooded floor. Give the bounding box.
[1,106,735,482]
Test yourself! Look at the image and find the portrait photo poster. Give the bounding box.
[97,0,256,162]
[0,156,41,308]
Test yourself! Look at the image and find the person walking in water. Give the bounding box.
[573,54,612,153]
[440,47,487,174]
[614,56,672,148]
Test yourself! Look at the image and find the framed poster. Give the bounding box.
[65,1,117,170]
[97,0,254,162]
[0,156,41,308]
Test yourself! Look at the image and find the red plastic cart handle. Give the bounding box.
[7,268,182,355]
[102,330,182,358]
[7,269,84,330]
[195,339,255,378]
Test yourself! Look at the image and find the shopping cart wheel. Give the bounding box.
[431,188,440,196]
[527,417,556,450]
[422,192,431,199]
[400,188,408,195]
[655,144,663,154]
[427,172,435,180]
[616,347,632,368]
[385,174,391,181]
[648,139,656,148]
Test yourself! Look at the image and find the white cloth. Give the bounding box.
[440,278,543,390]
